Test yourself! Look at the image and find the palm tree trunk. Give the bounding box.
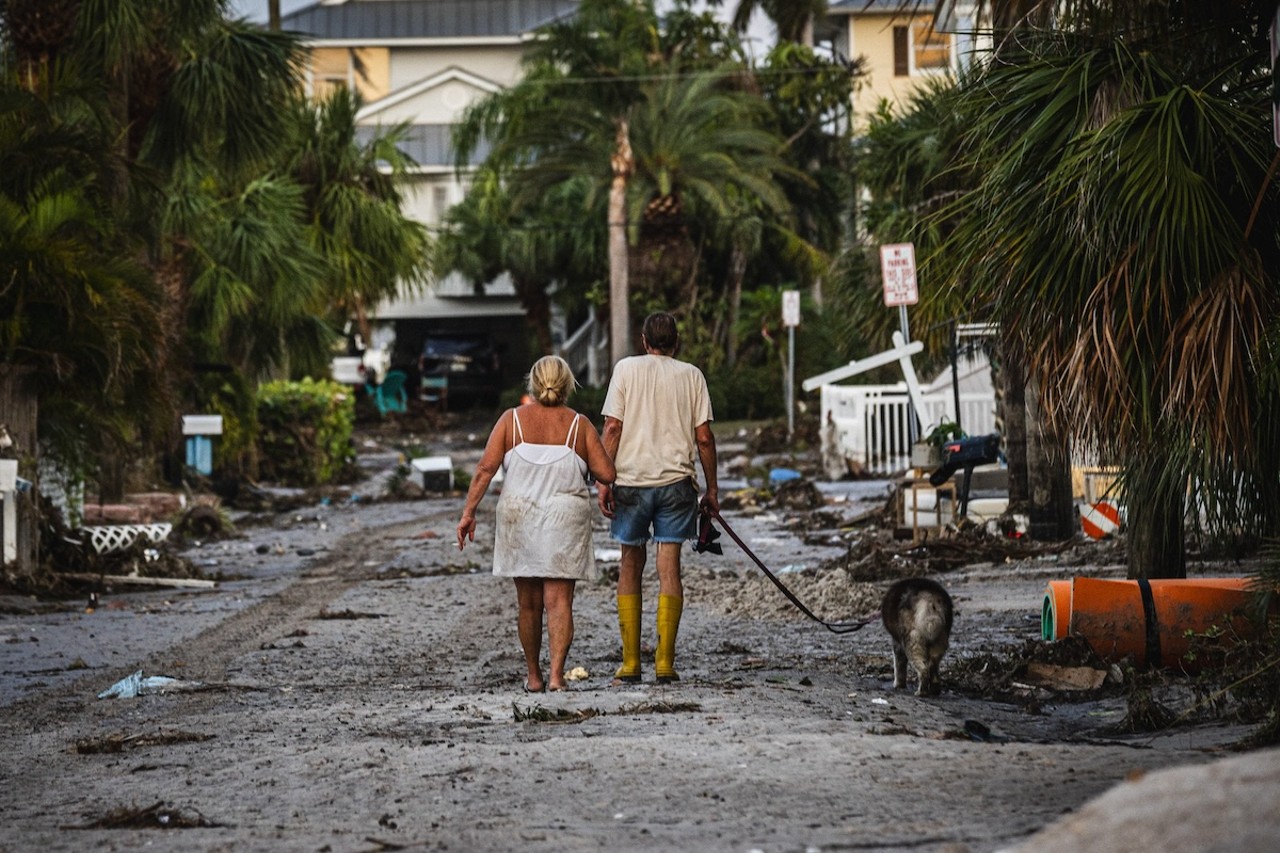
[998,341,1029,513]
[725,241,748,367]
[1125,453,1187,579]
[269,1,282,31]
[512,275,555,354]
[608,118,633,366]
[1025,374,1076,540]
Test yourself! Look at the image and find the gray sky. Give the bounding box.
[227,0,776,57]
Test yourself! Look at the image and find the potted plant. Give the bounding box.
[911,419,965,468]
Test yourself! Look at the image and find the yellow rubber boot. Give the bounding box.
[654,594,683,683]
[613,594,642,683]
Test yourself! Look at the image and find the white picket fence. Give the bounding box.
[821,383,998,476]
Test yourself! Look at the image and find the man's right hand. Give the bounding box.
[597,482,615,518]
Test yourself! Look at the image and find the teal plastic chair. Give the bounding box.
[421,375,448,412]
[374,370,409,416]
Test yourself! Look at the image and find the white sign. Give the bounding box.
[782,289,801,327]
[880,243,918,307]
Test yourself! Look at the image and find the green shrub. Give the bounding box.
[256,378,356,486]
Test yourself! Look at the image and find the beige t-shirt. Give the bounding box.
[602,354,714,488]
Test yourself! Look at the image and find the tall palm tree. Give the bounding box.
[624,67,796,313]
[282,88,430,367]
[456,0,657,366]
[456,1,801,363]
[939,2,1280,576]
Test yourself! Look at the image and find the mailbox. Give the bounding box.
[929,434,1002,487]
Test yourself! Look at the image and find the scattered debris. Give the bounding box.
[97,670,205,700]
[1113,686,1178,733]
[60,573,216,590]
[1023,662,1108,692]
[75,730,214,754]
[314,609,387,620]
[512,704,602,724]
[771,479,825,511]
[618,701,701,715]
[68,800,222,829]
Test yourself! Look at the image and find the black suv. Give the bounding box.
[418,333,502,405]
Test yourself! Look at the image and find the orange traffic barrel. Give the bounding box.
[1042,577,1264,669]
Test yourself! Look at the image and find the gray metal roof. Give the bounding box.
[827,0,931,14]
[282,0,580,41]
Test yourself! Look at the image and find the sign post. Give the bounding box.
[880,243,920,439]
[782,289,801,441]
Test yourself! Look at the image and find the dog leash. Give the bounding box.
[697,509,877,635]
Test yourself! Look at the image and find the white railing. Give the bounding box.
[821,383,998,476]
[556,313,609,387]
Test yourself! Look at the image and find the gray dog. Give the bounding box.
[880,577,953,697]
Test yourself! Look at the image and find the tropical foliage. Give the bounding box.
[929,1,1280,574]
[445,0,860,403]
[0,0,430,497]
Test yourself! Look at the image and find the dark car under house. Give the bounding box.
[418,333,503,406]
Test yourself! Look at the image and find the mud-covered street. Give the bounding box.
[1,426,1277,852]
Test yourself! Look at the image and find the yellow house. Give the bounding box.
[817,0,985,130]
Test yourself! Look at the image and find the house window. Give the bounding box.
[433,186,450,222]
[893,21,952,77]
[912,21,951,71]
[310,48,353,99]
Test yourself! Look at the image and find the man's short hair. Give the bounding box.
[642,312,679,354]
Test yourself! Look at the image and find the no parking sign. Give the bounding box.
[880,243,918,307]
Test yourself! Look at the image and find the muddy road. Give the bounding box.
[0,433,1273,852]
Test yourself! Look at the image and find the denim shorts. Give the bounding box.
[610,479,699,546]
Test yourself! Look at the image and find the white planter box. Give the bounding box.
[410,456,454,491]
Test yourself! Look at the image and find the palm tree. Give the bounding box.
[455,0,803,364]
[282,88,431,368]
[938,2,1280,576]
[456,0,657,366]
[731,0,828,45]
[435,168,606,357]
[624,67,796,314]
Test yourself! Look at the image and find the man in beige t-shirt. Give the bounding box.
[597,312,719,684]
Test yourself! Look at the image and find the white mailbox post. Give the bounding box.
[0,459,17,566]
[182,415,224,477]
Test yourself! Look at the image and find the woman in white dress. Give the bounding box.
[456,356,615,692]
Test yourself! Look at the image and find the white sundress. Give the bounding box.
[491,410,596,580]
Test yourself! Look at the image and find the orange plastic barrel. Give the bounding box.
[1066,577,1258,669]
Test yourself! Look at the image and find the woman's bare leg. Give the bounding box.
[514,578,544,691]
[543,579,576,690]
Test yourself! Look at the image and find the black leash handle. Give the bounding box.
[710,510,877,635]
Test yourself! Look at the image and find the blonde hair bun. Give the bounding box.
[527,355,576,406]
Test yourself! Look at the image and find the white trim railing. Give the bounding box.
[821,383,997,476]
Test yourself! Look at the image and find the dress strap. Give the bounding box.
[511,409,524,446]
[564,410,580,447]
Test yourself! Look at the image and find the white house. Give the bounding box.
[283,0,584,394]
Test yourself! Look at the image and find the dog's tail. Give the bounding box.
[914,598,949,643]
